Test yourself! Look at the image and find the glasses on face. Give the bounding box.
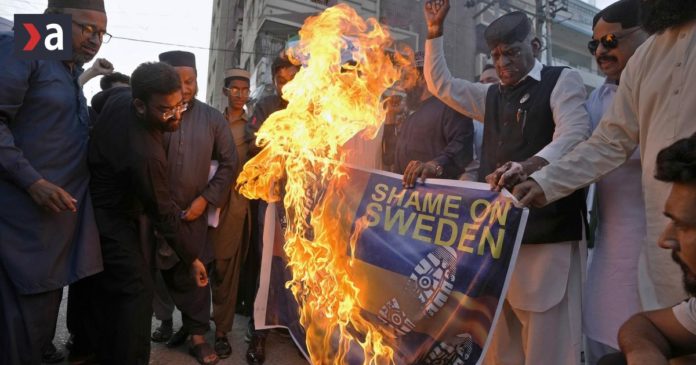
[490,47,522,62]
[72,20,112,43]
[587,27,640,55]
[160,102,188,120]
[224,87,250,98]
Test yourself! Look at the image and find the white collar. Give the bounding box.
[527,60,543,82]
[501,60,543,86]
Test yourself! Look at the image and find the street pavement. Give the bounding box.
[51,289,309,365]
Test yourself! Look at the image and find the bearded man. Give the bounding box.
[599,135,696,365]
[0,0,107,363]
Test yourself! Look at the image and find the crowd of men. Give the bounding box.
[1,0,696,364]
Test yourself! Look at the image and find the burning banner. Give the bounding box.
[237,3,528,364]
[254,167,528,364]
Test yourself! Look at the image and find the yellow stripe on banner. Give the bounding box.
[349,258,497,347]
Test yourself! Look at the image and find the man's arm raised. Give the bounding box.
[423,0,490,122]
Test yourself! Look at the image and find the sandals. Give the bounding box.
[189,342,219,365]
[151,321,173,343]
[214,336,232,359]
[166,327,189,348]
[41,343,65,364]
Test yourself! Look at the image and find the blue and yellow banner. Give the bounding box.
[254,166,528,364]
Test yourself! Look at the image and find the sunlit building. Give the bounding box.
[206,0,602,110]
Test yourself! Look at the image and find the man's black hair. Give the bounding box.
[131,62,181,103]
[100,72,131,91]
[482,64,495,72]
[592,0,640,29]
[640,0,696,35]
[271,54,298,78]
[655,134,696,184]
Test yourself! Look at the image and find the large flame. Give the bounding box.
[238,4,411,364]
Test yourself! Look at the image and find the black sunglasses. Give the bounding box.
[587,28,640,55]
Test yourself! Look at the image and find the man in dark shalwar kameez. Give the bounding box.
[208,67,252,358]
[244,53,300,365]
[0,1,106,364]
[395,51,474,187]
[88,62,209,365]
[151,50,236,364]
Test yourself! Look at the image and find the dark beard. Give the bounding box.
[73,52,95,66]
[672,250,696,297]
[641,0,696,35]
[184,87,199,104]
[406,83,425,111]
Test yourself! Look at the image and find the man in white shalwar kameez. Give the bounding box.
[581,1,649,363]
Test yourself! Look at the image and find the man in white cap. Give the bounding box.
[208,67,252,358]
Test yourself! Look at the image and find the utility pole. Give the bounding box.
[545,0,554,65]
[535,0,553,65]
[535,0,545,60]
[535,0,567,65]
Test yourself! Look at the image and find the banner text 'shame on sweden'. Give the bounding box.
[363,183,511,259]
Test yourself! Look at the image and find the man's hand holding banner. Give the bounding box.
[254,166,528,365]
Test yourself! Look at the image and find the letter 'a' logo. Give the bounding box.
[14,14,72,60]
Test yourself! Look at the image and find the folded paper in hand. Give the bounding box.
[207,161,221,227]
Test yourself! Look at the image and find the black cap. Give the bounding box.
[158,51,196,69]
[48,0,105,12]
[592,0,640,29]
[484,11,532,49]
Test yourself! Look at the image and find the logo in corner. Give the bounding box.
[13,14,72,60]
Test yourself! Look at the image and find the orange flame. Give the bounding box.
[237,3,411,364]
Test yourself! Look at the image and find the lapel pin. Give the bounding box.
[520,93,530,104]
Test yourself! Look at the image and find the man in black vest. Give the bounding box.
[422,1,591,364]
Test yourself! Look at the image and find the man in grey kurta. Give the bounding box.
[155,51,237,363]
[0,1,106,364]
[209,67,253,358]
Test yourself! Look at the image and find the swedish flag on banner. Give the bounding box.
[254,166,528,364]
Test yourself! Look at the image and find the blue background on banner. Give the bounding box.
[351,171,523,298]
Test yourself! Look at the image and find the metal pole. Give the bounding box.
[545,0,554,65]
[535,0,545,62]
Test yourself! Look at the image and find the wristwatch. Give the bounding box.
[435,164,443,177]
[426,161,444,177]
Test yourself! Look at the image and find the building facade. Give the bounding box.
[0,17,13,32]
[206,0,602,110]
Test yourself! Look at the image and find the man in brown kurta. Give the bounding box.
[209,68,253,358]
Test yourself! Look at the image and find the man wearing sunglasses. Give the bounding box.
[581,1,649,364]
[513,0,696,319]
[423,1,591,364]
[149,50,236,365]
[0,0,108,364]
